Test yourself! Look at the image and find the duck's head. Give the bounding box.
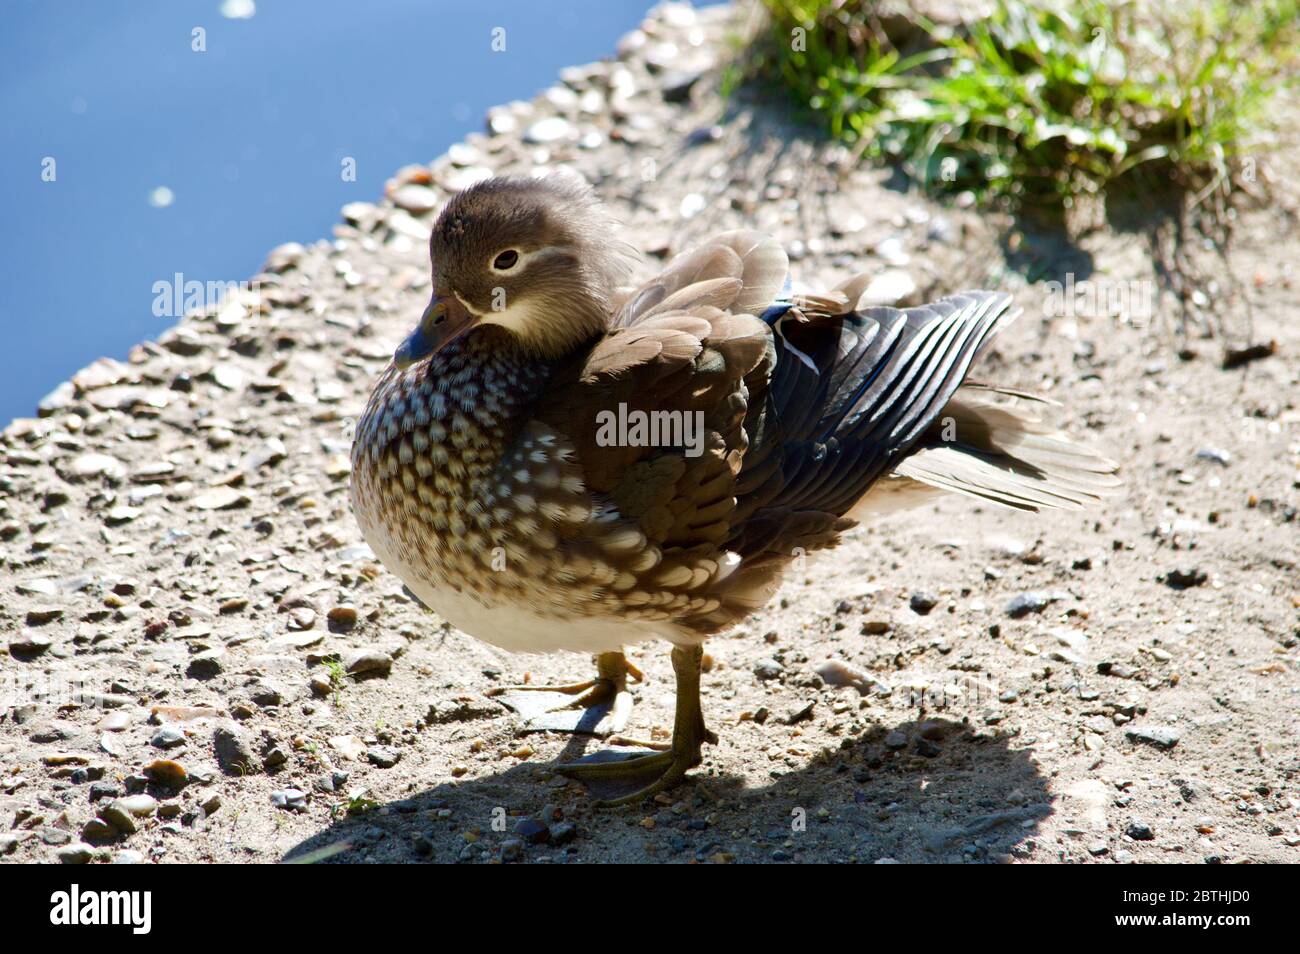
[394,175,635,367]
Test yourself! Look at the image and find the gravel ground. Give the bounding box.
[2,2,1298,865]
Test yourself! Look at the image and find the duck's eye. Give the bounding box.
[492,249,519,271]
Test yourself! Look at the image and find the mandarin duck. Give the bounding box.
[350,175,1118,805]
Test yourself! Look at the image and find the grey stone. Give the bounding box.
[81,818,119,843]
[1005,592,1050,618]
[186,648,226,679]
[10,630,53,658]
[523,117,573,144]
[100,800,141,834]
[346,649,393,677]
[549,822,577,845]
[270,789,307,811]
[514,818,550,845]
[366,746,401,768]
[1126,724,1180,750]
[57,842,95,864]
[214,724,257,775]
[1125,821,1155,841]
[1164,567,1207,589]
[813,658,874,694]
[249,680,285,707]
[753,658,784,680]
[909,591,939,615]
[151,725,186,749]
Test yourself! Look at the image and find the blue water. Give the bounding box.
[0,0,652,424]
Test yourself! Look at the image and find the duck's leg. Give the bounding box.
[488,651,640,735]
[555,644,716,806]
[490,651,641,706]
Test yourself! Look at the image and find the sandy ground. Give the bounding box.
[2,3,1298,864]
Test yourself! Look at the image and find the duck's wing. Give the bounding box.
[729,291,1020,554]
[547,250,1008,596]
[515,237,795,629]
[537,230,789,531]
[607,262,1006,549]
[611,230,789,329]
[534,306,772,553]
[878,392,1122,512]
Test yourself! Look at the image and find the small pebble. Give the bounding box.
[56,842,95,864]
[1164,567,1207,589]
[1125,821,1155,841]
[813,658,874,695]
[514,818,550,845]
[142,759,188,788]
[909,591,939,615]
[1005,592,1050,618]
[271,788,308,811]
[81,818,118,843]
[753,658,784,680]
[1125,725,1180,750]
[328,605,359,629]
[186,648,226,679]
[151,725,186,749]
[549,822,577,845]
[98,801,140,835]
[367,746,401,768]
[346,649,393,678]
[9,631,53,658]
[214,724,256,774]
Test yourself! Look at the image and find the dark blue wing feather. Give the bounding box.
[732,291,1017,547]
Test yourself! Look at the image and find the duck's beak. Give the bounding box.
[393,293,475,369]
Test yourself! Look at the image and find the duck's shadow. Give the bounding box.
[283,714,1053,864]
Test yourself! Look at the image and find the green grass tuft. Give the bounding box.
[750,0,1300,212]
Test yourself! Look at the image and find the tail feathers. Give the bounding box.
[860,391,1120,514]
